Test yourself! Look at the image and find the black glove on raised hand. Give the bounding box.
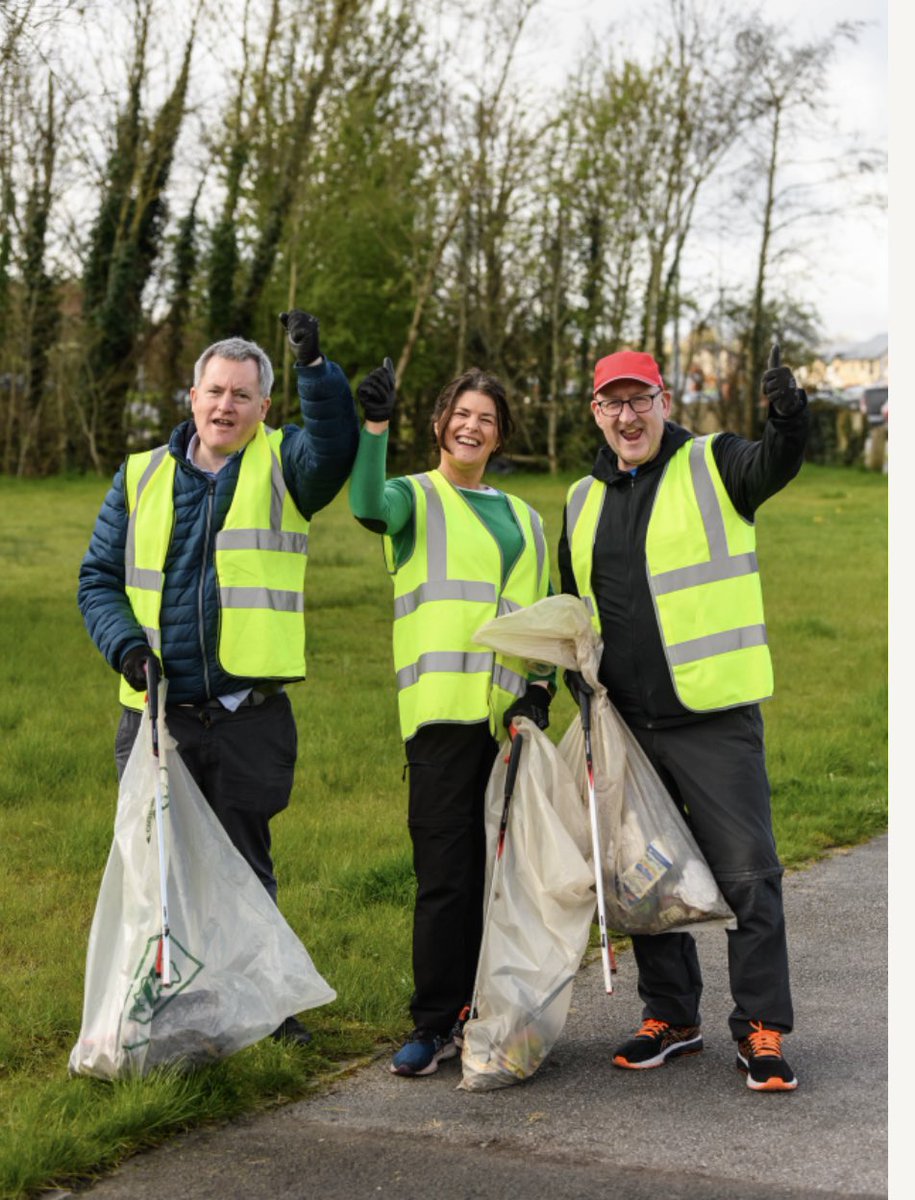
[279,309,321,364]
[563,668,593,709]
[503,683,553,731]
[357,357,396,422]
[121,645,154,693]
[763,342,806,418]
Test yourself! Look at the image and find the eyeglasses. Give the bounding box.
[593,389,662,417]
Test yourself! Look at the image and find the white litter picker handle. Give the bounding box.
[581,690,613,995]
[146,657,172,987]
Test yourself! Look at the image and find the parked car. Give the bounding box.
[833,385,866,411]
[861,382,888,426]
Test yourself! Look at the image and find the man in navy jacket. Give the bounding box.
[78,311,358,1046]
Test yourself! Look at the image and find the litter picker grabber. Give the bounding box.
[574,678,615,994]
[145,656,172,987]
[497,727,524,861]
[470,726,525,1020]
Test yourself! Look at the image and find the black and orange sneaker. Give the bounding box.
[736,1022,798,1091]
[612,1018,703,1069]
[450,1004,472,1050]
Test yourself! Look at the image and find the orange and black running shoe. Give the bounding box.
[612,1018,703,1069]
[736,1022,798,1091]
[450,1004,472,1050]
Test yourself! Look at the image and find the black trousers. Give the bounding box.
[626,705,794,1041]
[405,721,499,1035]
[115,692,298,903]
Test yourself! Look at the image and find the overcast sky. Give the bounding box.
[525,0,889,346]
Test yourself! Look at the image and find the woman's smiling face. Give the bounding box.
[435,390,500,478]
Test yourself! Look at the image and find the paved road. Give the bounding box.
[73,836,888,1200]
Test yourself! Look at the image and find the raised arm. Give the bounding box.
[712,344,809,520]
[349,358,413,536]
[277,309,360,519]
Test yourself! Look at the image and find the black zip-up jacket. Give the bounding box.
[558,408,809,729]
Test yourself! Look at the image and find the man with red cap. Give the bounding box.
[559,346,808,1092]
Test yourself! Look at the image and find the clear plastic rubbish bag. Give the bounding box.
[69,683,336,1079]
[459,718,595,1091]
[558,707,733,934]
[474,596,733,936]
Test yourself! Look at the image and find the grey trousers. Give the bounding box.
[626,705,794,1041]
[115,692,297,903]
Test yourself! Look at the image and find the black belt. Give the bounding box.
[177,683,285,710]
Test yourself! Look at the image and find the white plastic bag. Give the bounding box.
[474,596,733,935]
[69,685,336,1079]
[459,718,595,1091]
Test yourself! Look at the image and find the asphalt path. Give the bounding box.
[70,835,888,1200]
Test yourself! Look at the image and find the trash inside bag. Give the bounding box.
[474,595,733,935]
[69,682,336,1079]
[559,703,733,934]
[459,719,595,1091]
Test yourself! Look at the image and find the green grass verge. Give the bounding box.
[0,464,887,1197]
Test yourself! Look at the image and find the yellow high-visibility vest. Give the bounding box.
[389,470,550,740]
[565,435,773,712]
[119,424,310,709]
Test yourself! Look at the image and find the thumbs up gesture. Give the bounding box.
[356,357,397,422]
[763,341,806,417]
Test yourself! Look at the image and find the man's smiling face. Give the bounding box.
[592,378,671,471]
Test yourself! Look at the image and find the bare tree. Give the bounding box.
[733,16,877,435]
[229,0,368,337]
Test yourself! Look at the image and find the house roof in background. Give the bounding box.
[819,334,888,361]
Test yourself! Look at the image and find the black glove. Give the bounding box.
[503,683,552,731]
[279,309,320,364]
[121,645,154,693]
[563,669,593,708]
[763,342,806,418]
[357,357,396,422]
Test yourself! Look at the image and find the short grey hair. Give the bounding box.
[193,337,274,397]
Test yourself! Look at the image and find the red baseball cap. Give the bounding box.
[593,351,664,397]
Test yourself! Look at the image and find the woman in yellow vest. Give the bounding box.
[350,361,553,1077]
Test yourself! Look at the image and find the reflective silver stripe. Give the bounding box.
[667,624,768,666]
[270,449,285,531]
[394,579,497,620]
[219,587,304,613]
[525,504,546,585]
[416,473,447,579]
[652,551,759,596]
[125,445,169,576]
[396,650,494,691]
[125,566,164,590]
[217,529,309,554]
[689,436,729,560]
[135,445,169,503]
[565,476,595,541]
[142,626,161,651]
[651,438,757,596]
[492,662,526,697]
[497,597,521,616]
[583,595,595,616]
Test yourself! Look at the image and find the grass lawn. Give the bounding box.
[0,463,887,1198]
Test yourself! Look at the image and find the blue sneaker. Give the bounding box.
[390,1028,457,1076]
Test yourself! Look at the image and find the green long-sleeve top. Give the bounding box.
[349,427,555,685]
